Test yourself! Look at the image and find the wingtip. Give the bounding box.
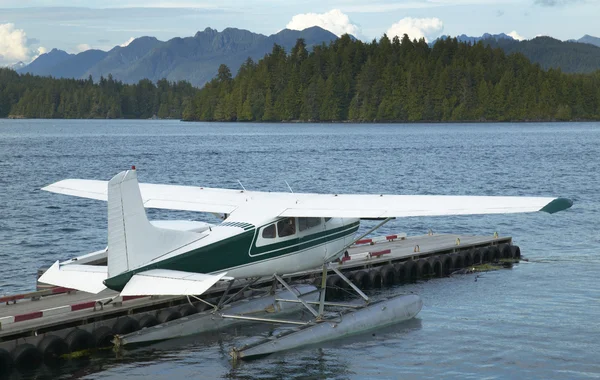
[540,197,573,214]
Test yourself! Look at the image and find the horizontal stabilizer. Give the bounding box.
[39,261,107,294]
[120,269,228,296]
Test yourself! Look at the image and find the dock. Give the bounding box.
[0,232,518,373]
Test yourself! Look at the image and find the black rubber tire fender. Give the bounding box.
[441,254,454,276]
[379,264,396,286]
[179,304,198,317]
[499,244,513,259]
[416,258,432,279]
[157,309,182,324]
[113,316,140,335]
[0,348,13,375]
[480,247,491,263]
[37,335,68,367]
[394,263,406,283]
[92,326,114,348]
[11,343,42,370]
[472,248,482,265]
[462,250,474,267]
[403,260,418,282]
[449,253,463,270]
[138,314,160,329]
[350,270,371,290]
[325,274,343,300]
[428,256,443,277]
[511,245,521,258]
[369,270,383,289]
[64,328,94,353]
[489,246,500,262]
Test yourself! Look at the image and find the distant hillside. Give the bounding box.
[18,27,339,87]
[19,48,72,76]
[578,34,600,48]
[484,36,600,73]
[432,33,514,45]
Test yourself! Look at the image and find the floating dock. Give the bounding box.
[0,232,518,374]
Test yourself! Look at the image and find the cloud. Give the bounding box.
[286,9,360,37]
[120,37,135,47]
[76,43,91,52]
[534,0,581,6]
[386,17,444,42]
[0,23,46,65]
[508,30,526,40]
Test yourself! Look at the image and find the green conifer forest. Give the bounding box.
[2,35,599,122]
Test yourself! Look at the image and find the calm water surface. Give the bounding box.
[0,120,599,379]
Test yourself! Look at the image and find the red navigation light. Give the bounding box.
[131,165,136,170]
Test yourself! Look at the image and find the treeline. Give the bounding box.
[0,69,195,119]
[2,35,600,122]
[184,35,600,122]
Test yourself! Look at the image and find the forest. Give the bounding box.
[0,70,195,119]
[2,35,600,122]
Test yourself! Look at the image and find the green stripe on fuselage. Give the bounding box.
[103,221,360,291]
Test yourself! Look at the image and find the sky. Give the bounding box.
[1,0,599,66]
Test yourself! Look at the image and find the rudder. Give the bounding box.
[107,169,202,277]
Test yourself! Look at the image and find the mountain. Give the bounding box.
[432,33,514,46]
[19,27,339,87]
[577,34,600,48]
[18,48,72,76]
[50,50,108,79]
[483,36,600,73]
[85,36,162,80]
[86,26,338,87]
[9,61,26,70]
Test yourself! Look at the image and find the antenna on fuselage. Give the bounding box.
[284,180,294,193]
[237,180,247,191]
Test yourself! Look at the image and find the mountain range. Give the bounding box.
[432,33,600,74]
[576,34,600,47]
[17,28,600,86]
[17,27,338,87]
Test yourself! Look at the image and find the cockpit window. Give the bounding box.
[277,218,296,237]
[324,217,332,222]
[262,224,276,239]
[298,217,321,232]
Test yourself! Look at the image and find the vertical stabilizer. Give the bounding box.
[107,169,202,277]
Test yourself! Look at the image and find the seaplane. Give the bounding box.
[39,167,572,358]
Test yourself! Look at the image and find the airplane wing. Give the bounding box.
[42,177,572,218]
[42,179,246,214]
[120,269,229,296]
[277,194,573,218]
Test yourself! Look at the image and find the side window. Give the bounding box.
[262,224,276,239]
[324,217,332,222]
[277,218,296,238]
[299,217,322,232]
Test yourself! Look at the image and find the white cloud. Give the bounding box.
[0,23,46,65]
[386,17,444,42]
[120,37,135,47]
[76,43,91,52]
[286,9,360,37]
[508,30,526,40]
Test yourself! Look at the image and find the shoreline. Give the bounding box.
[2,117,600,124]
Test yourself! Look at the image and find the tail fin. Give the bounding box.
[107,169,202,277]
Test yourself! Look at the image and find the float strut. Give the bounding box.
[318,264,328,318]
[274,274,319,318]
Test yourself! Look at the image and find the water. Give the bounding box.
[0,120,599,379]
